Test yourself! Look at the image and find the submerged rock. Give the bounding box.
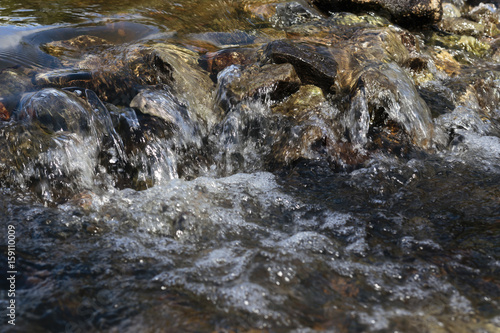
[41,35,112,58]
[309,0,443,26]
[15,88,96,135]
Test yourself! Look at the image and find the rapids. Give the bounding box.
[0,0,499,332]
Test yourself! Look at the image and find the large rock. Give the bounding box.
[264,40,337,91]
[309,0,443,26]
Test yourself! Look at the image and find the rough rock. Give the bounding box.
[226,63,301,102]
[309,0,443,26]
[264,40,337,90]
[41,35,112,58]
[271,85,327,117]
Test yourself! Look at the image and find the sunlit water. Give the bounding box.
[0,1,499,332]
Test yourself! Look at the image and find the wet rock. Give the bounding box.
[226,63,301,102]
[152,43,221,129]
[15,88,96,135]
[430,48,462,75]
[346,27,410,65]
[272,1,323,28]
[34,69,93,86]
[264,40,337,90]
[0,68,34,112]
[244,3,277,21]
[201,48,258,77]
[0,102,9,121]
[130,89,201,145]
[41,35,111,58]
[429,33,491,57]
[309,0,443,26]
[437,17,485,36]
[346,63,440,149]
[186,31,258,48]
[271,84,327,117]
[442,2,461,18]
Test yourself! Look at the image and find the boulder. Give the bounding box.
[264,40,337,90]
[309,0,443,26]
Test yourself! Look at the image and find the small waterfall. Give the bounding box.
[344,63,444,149]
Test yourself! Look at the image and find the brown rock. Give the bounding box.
[0,102,9,121]
[227,63,301,101]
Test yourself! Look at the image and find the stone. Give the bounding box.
[271,85,327,117]
[264,40,337,90]
[437,17,485,36]
[226,63,301,102]
[0,102,9,121]
[272,1,323,28]
[201,48,258,77]
[442,2,461,18]
[41,35,111,58]
[0,68,34,112]
[130,89,201,145]
[15,88,96,135]
[309,0,443,26]
[186,31,258,48]
[152,43,221,130]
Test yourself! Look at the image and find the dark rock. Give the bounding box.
[309,0,443,26]
[0,68,34,112]
[226,63,301,102]
[264,40,337,90]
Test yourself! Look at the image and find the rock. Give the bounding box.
[201,48,258,77]
[309,0,443,26]
[15,88,96,135]
[442,2,461,18]
[152,43,221,130]
[272,1,323,28]
[41,35,112,58]
[429,33,491,57]
[0,102,9,121]
[186,31,258,48]
[271,85,327,117]
[346,63,439,149]
[264,40,337,90]
[130,89,201,145]
[0,68,34,112]
[437,17,485,36]
[226,63,301,102]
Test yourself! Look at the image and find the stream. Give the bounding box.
[0,0,499,332]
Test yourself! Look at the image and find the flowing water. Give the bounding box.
[0,0,499,332]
